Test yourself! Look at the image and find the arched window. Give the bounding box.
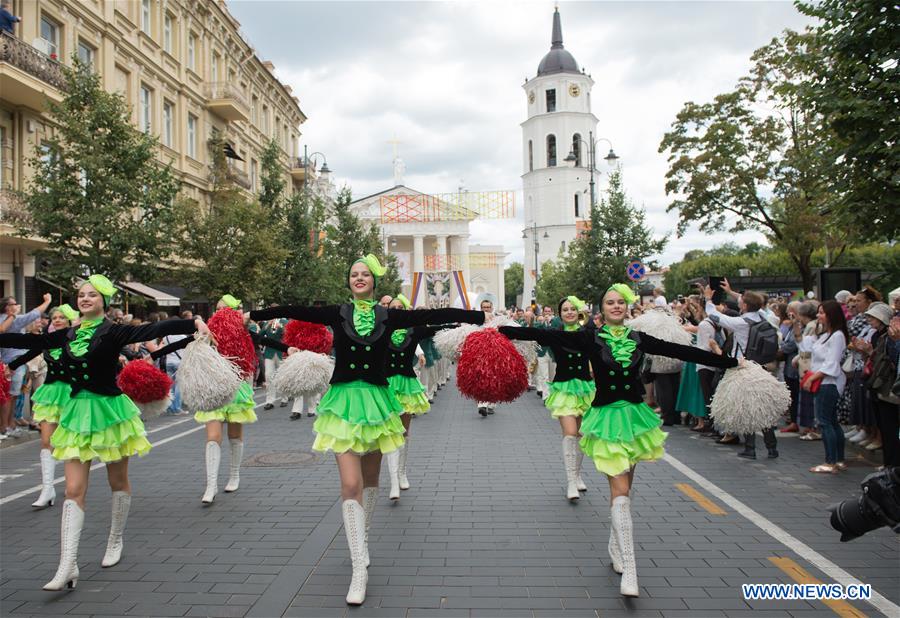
[574,193,580,218]
[572,133,582,167]
[547,134,556,167]
[528,140,533,172]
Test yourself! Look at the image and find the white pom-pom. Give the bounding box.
[274,351,334,398]
[179,337,243,412]
[136,395,172,420]
[711,361,791,434]
[434,324,480,361]
[628,309,691,373]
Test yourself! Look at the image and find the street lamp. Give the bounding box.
[523,221,550,299]
[302,144,332,194]
[564,131,619,210]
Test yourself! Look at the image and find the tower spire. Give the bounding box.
[551,6,563,50]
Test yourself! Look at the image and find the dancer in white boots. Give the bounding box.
[384,295,452,500]
[0,276,208,590]
[495,296,594,500]
[248,254,484,605]
[6,304,79,509]
[500,284,737,597]
[150,302,295,504]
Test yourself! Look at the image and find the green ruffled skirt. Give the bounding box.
[579,400,667,477]
[51,390,151,463]
[313,380,406,454]
[545,378,596,418]
[387,374,430,415]
[31,381,71,424]
[676,362,707,417]
[194,381,258,425]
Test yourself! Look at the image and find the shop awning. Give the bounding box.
[118,281,180,307]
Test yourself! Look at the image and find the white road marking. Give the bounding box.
[663,452,899,618]
[0,401,264,506]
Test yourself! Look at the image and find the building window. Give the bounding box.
[187,114,197,159]
[572,133,582,167]
[140,86,152,133]
[250,158,258,192]
[162,101,174,147]
[546,134,556,167]
[187,33,197,71]
[546,89,556,113]
[39,15,60,59]
[163,13,173,53]
[77,40,95,67]
[211,52,219,81]
[528,140,533,172]
[261,106,269,134]
[251,95,258,125]
[561,241,566,253]
[574,193,580,218]
[141,0,151,35]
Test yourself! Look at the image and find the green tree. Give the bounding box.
[796,0,899,236]
[565,169,667,305]
[272,191,337,304]
[659,31,848,292]
[534,253,575,309]
[504,262,523,308]
[258,139,286,214]
[23,58,180,285]
[180,140,287,303]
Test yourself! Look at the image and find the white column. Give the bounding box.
[497,258,506,311]
[523,228,535,305]
[413,234,425,273]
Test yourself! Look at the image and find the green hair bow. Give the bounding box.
[396,293,411,309]
[607,283,637,305]
[352,254,387,283]
[84,274,116,303]
[220,294,241,309]
[566,295,587,312]
[54,304,79,322]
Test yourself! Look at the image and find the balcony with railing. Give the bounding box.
[0,31,67,109]
[290,157,307,181]
[204,81,250,122]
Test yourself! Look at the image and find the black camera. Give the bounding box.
[829,467,900,542]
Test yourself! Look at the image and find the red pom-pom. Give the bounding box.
[208,307,258,378]
[117,360,173,403]
[0,362,11,405]
[283,320,333,355]
[456,329,528,403]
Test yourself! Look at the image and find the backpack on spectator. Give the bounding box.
[741,317,779,367]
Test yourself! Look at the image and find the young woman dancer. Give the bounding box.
[384,294,452,499]
[248,255,484,605]
[497,296,594,500]
[500,284,737,597]
[6,304,79,508]
[148,305,295,503]
[0,276,208,590]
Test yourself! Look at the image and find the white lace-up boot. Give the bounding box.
[201,441,220,504]
[101,491,131,567]
[43,500,83,590]
[224,439,243,492]
[362,487,377,568]
[342,500,368,605]
[611,496,639,597]
[562,436,580,501]
[398,440,410,490]
[387,450,401,500]
[32,449,57,509]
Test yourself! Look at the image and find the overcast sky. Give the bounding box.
[227,0,813,267]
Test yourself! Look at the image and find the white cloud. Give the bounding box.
[227,0,811,266]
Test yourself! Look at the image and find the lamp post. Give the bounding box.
[302,144,331,195]
[523,221,549,300]
[564,131,619,209]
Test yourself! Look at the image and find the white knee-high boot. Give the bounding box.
[43,500,83,590]
[562,436,580,501]
[611,496,639,597]
[362,487,377,568]
[398,439,410,490]
[342,500,368,605]
[608,521,623,574]
[32,449,57,509]
[202,441,220,504]
[387,450,400,500]
[101,491,131,567]
[575,448,588,492]
[224,439,243,492]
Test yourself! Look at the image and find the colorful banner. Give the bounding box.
[425,272,451,309]
[452,271,470,309]
[410,271,423,307]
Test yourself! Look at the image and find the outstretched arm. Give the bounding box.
[249,305,340,326]
[113,318,201,346]
[149,336,192,361]
[389,308,484,329]
[7,348,43,370]
[498,325,585,349]
[638,333,737,369]
[412,324,456,341]
[0,330,68,351]
[249,331,290,354]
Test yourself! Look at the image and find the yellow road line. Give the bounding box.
[675,482,726,515]
[769,557,868,618]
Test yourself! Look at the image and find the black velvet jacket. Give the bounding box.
[149,331,289,361]
[249,305,484,386]
[8,347,71,387]
[499,326,737,407]
[501,326,593,383]
[385,325,452,379]
[0,319,198,396]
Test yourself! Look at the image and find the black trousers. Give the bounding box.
[873,398,900,467]
[743,428,777,451]
[785,376,800,424]
[654,372,681,425]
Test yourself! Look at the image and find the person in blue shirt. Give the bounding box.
[0,2,21,35]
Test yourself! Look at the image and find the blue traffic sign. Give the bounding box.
[627,260,646,281]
